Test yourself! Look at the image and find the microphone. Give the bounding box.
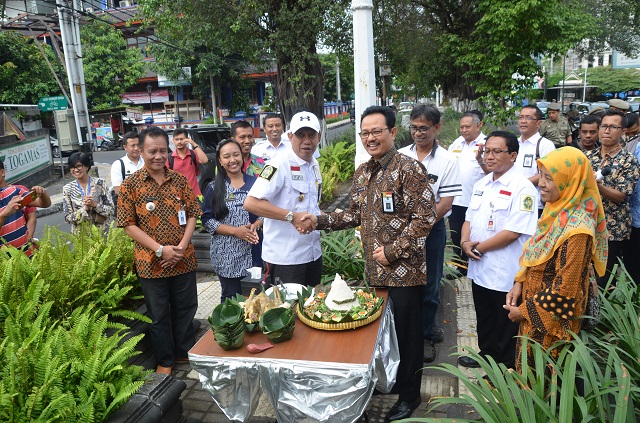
[595,166,611,182]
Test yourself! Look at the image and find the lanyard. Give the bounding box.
[77,177,91,198]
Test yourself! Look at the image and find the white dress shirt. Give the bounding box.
[248,149,322,265]
[448,134,486,207]
[465,166,538,292]
[110,154,145,190]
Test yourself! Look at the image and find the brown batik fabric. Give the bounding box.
[117,168,201,278]
[317,148,436,287]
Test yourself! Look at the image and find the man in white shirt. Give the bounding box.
[244,111,323,287]
[515,105,556,215]
[110,132,145,216]
[447,111,487,275]
[459,130,538,370]
[398,104,462,363]
[251,113,291,162]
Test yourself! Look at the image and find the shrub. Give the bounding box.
[320,229,365,284]
[318,130,357,202]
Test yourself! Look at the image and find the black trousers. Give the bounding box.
[266,256,323,287]
[448,205,468,267]
[471,281,519,369]
[598,240,624,289]
[623,227,640,284]
[218,275,244,303]
[139,271,198,367]
[389,285,423,402]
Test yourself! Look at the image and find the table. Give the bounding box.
[189,290,399,423]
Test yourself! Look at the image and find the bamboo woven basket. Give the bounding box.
[296,305,383,331]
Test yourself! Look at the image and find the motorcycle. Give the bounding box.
[98,134,123,151]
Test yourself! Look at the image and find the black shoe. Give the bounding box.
[424,341,437,363]
[431,327,445,344]
[385,397,421,422]
[457,355,481,368]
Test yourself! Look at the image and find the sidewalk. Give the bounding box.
[172,274,479,422]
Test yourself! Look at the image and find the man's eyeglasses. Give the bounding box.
[600,124,623,131]
[517,115,538,121]
[483,148,511,156]
[359,128,390,139]
[409,124,432,134]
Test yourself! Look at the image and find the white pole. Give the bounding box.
[582,66,587,103]
[336,57,342,102]
[352,0,376,168]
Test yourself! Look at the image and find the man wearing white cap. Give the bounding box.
[245,111,323,287]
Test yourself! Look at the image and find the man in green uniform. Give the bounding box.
[539,102,572,148]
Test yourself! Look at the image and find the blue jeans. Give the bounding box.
[423,218,446,340]
[139,271,198,367]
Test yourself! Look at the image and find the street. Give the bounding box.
[34,122,354,240]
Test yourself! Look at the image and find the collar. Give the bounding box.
[410,141,438,158]
[376,147,398,170]
[599,145,623,159]
[519,132,542,144]
[487,165,518,187]
[123,154,142,165]
[141,167,170,181]
[171,148,192,158]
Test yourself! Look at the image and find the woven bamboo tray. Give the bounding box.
[296,305,383,331]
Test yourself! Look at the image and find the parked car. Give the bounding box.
[167,124,231,194]
[535,100,550,118]
[398,101,413,111]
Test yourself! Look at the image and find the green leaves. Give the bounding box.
[0,225,148,421]
[320,229,365,284]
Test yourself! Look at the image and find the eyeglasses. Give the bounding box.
[483,148,511,156]
[517,115,538,121]
[359,128,390,140]
[600,124,623,131]
[70,164,85,171]
[409,124,432,134]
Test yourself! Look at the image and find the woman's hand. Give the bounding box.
[83,194,97,211]
[236,224,259,244]
[506,282,522,307]
[505,304,525,322]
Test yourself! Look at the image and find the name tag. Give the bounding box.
[291,165,303,180]
[473,190,484,196]
[178,210,187,226]
[523,154,535,168]
[382,191,394,213]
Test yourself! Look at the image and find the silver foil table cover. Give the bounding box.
[189,293,398,423]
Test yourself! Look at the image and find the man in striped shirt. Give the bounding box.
[0,159,51,257]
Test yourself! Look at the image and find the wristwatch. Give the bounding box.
[155,245,164,258]
[285,211,294,223]
[193,144,200,149]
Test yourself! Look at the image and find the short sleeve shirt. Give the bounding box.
[0,185,34,257]
[585,147,640,241]
[167,149,202,196]
[465,167,539,292]
[111,155,145,189]
[247,149,322,265]
[631,143,640,228]
[250,139,291,163]
[539,118,572,147]
[398,143,462,206]
[117,168,201,278]
[515,133,556,208]
[448,134,486,207]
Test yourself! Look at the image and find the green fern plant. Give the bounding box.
[320,229,365,284]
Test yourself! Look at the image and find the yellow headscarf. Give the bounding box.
[515,147,608,281]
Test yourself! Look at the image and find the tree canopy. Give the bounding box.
[138,0,350,122]
[80,21,146,110]
[0,31,62,104]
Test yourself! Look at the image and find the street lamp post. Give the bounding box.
[146,83,154,121]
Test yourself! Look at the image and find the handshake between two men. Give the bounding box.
[290,212,390,266]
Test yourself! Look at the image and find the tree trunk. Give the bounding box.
[275,52,324,125]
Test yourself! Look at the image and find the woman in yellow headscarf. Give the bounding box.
[504,147,607,372]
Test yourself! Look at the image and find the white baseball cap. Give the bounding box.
[288,111,321,134]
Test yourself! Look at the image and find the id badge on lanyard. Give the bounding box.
[177,196,187,226]
[486,202,495,231]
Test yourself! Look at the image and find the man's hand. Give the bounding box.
[0,196,22,218]
[475,143,484,163]
[31,185,47,196]
[294,212,317,234]
[160,245,185,269]
[373,246,389,266]
[461,240,481,260]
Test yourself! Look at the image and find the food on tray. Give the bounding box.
[324,274,360,311]
[298,274,384,324]
[243,287,283,324]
